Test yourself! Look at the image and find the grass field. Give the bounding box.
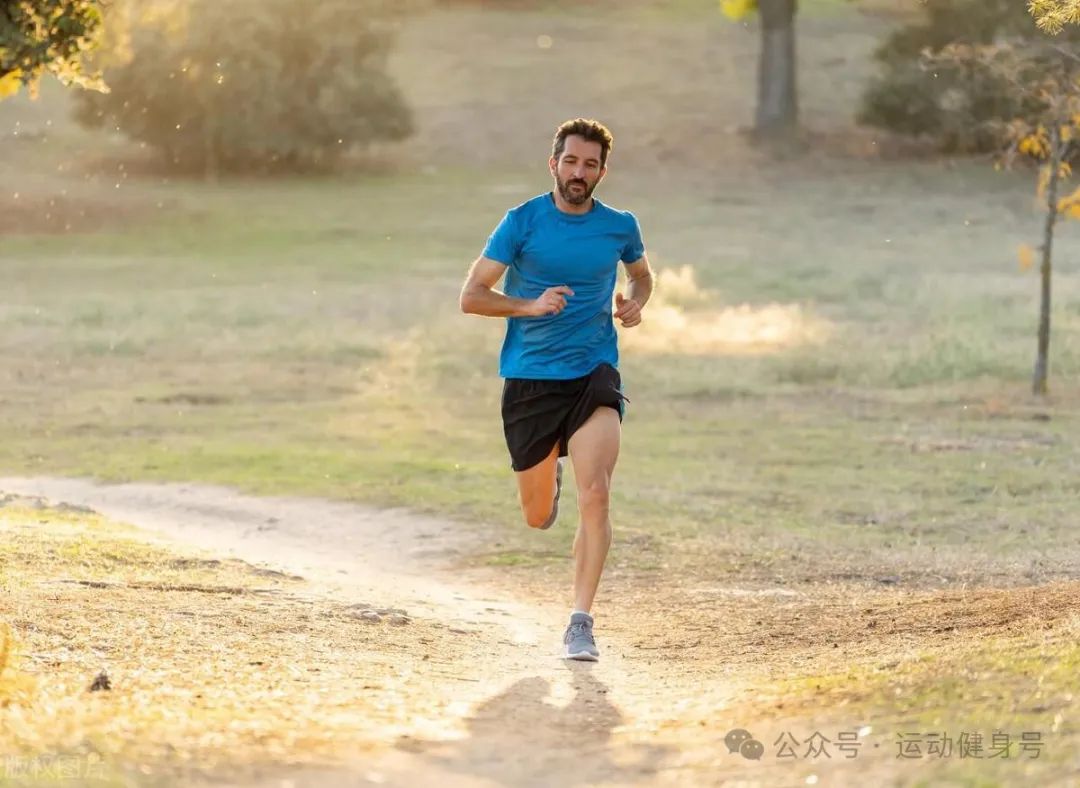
[3,1,1080,784]
[3,112,1078,574]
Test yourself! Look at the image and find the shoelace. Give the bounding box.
[567,621,594,643]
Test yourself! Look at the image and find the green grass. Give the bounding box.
[2,2,1079,581]
[2,157,1079,576]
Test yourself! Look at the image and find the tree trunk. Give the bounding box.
[756,0,798,138]
[1033,129,1060,396]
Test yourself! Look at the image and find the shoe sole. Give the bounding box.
[563,649,599,662]
[538,460,563,530]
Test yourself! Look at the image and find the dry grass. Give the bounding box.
[0,623,38,709]
[0,499,472,783]
[2,496,1079,785]
[465,557,1080,781]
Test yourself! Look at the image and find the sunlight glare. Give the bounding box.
[622,265,830,356]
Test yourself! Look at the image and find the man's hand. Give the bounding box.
[528,285,574,317]
[613,292,642,327]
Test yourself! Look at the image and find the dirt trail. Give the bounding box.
[0,476,772,786]
[4,477,1078,786]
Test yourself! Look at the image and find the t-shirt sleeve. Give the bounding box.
[621,211,645,263]
[481,210,520,265]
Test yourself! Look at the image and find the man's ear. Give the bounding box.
[598,165,608,182]
[548,155,558,176]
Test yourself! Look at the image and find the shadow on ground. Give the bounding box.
[393,663,675,786]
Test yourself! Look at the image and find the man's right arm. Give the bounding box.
[459,256,573,318]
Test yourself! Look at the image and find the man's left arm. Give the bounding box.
[614,255,653,328]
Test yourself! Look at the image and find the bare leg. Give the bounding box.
[514,442,560,529]
[567,407,620,613]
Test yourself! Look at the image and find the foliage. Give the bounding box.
[926,40,1080,394]
[0,0,106,100]
[858,0,1080,153]
[1030,0,1080,33]
[72,0,413,175]
[720,0,757,20]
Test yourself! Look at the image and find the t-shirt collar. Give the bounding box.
[546,191,599,220]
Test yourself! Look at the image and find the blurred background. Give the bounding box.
[2,0,1079,578]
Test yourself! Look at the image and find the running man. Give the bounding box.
[459,118,653,661]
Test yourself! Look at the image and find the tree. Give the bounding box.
[857,0,1060,154]
[929,41,1080,395]
[1030,0,1080,33]
[73,0,413,177]
[0,0,106,100]
[721,0,799,139]
[755,0,798,137]
[1024,1,1080,394]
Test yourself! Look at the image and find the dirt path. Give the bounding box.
[0,477,760,786]
[4,476,1076,787]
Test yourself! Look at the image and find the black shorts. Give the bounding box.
[501,362,627,472]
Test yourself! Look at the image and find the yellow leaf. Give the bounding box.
[1057,184,1080,215]
[720,0,757,21]
[1018,244,1035,272]
[0,69,22,100]
[1019,133,1049,159]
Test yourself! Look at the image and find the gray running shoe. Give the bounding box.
[538,458,563,530]
[563,612,599,661]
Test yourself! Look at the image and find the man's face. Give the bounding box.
[549,135,606,205]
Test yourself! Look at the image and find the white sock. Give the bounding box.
[571,609,590,620]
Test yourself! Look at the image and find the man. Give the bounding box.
[459,118,653,661]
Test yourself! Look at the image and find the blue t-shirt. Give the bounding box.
[482,193,645,380]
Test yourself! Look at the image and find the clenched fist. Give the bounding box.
[613,292,642,327]
[528,285,574,317]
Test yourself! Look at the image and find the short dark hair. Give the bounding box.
[552,118,614,168]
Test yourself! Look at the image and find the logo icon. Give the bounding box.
[725,728,765,760]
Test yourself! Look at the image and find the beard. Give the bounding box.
[556,174,596,205]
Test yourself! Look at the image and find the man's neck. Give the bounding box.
[551,190,593,216]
